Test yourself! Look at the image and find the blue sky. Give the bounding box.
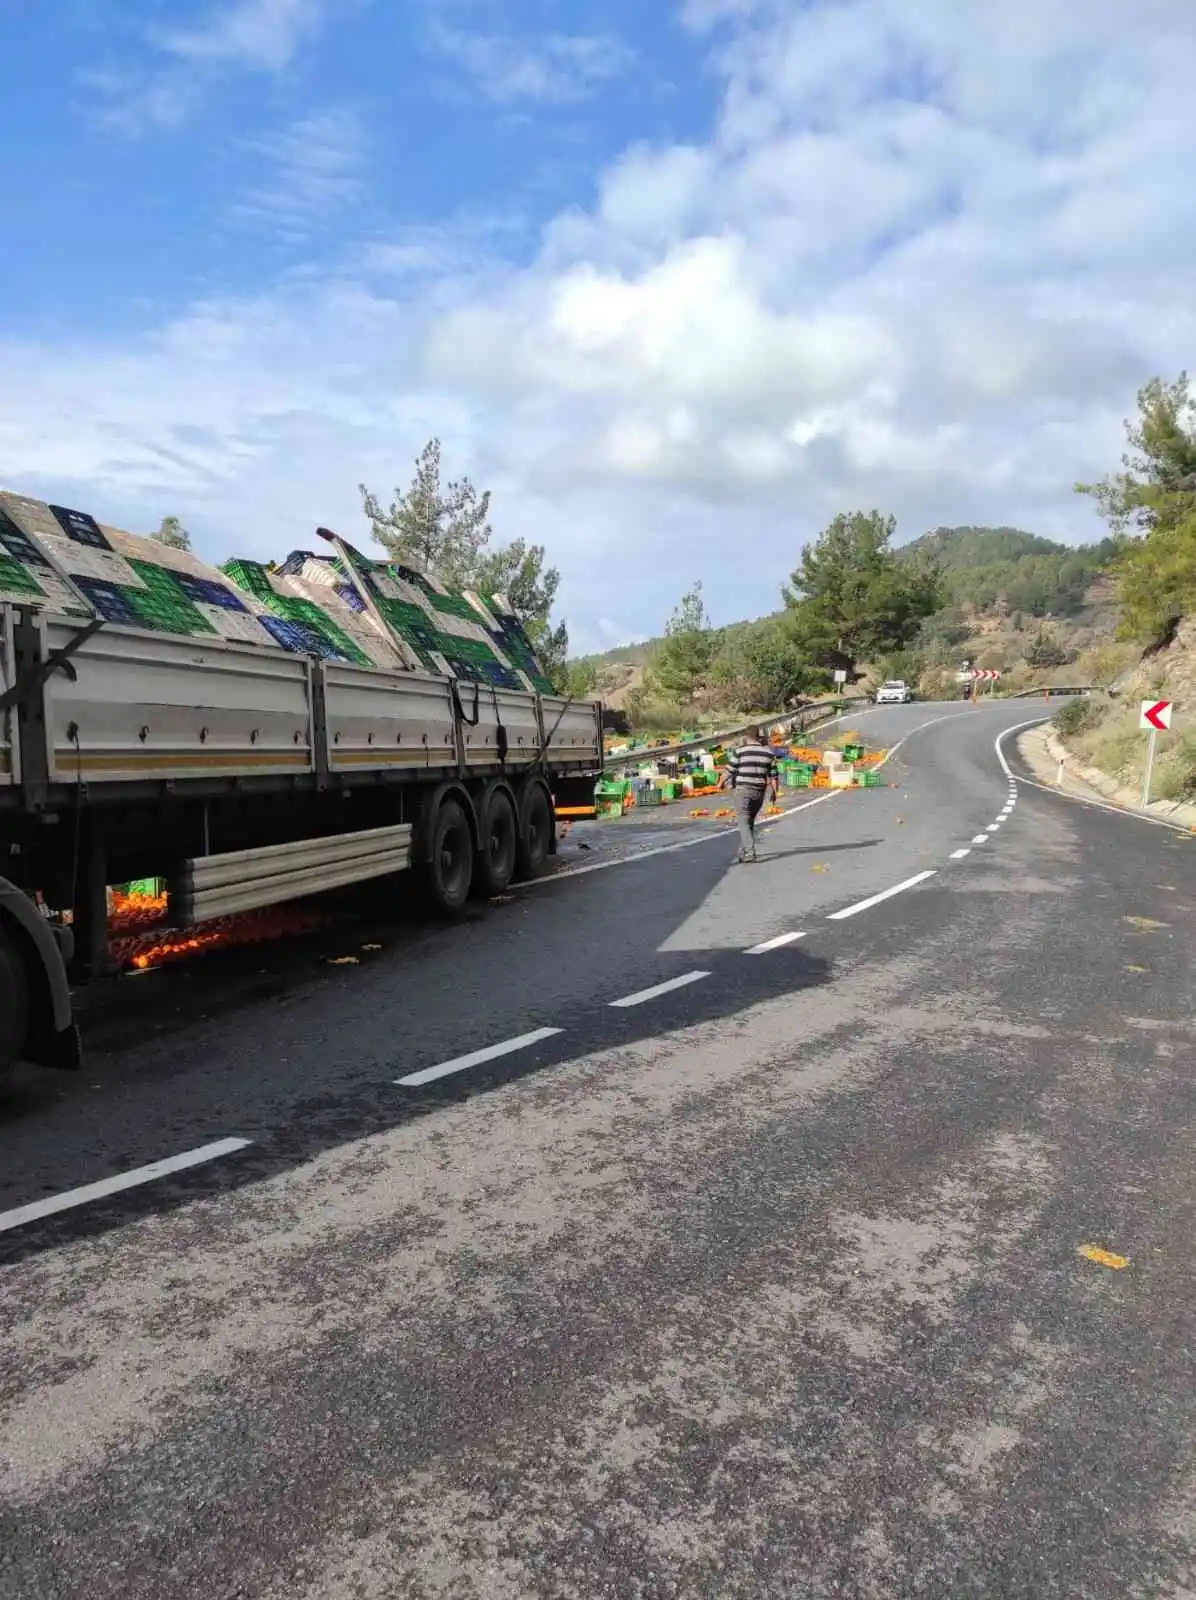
[3,2,710,330]
[1,0,1194,652]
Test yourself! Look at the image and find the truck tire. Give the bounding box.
[424,796,474,915]
[515,779,553,881]
[0,925,29,1081]
[471,785,518,899]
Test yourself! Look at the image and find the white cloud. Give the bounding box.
[157,0,330,71]
[84,0,338,133]
[427,23,635,106]
[19,0,1196,649]
[229,108,366,235]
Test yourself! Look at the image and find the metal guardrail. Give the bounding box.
[1010,685,1095,698]
[605,695,869,770]
[169,823,414,925]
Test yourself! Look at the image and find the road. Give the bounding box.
[2,700,1195,1599]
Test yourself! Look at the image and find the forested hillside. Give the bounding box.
[1054,373,1196,801]
[899,526,1117,617]
[576,522,1119,722]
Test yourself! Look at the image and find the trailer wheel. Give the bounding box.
[516,779,554,881]
[0,925,29,1081]
[472,786,518,899]
[425,797,474,915]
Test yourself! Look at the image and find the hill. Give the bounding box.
[575,525,1123,719]
[899,525,1118,618]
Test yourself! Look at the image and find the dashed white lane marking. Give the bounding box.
[827,869,937,921]
[0,1138,252,1235]
[995,716,1196,836]
[949,848,971,859]
[971,834,989,845]
[610,971,710,1007]
[745,930,807,954]
[987,823,1002,832]
[397,1027,563,1088]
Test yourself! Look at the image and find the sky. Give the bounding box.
[0,0,1193,655]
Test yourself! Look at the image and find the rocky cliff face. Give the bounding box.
[1122,617,1196,709]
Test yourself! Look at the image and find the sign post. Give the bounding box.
[1139,699,1173,806]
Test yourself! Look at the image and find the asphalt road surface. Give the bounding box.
[3,700,1196,1599]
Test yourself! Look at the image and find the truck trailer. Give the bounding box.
[0,490,602,1081]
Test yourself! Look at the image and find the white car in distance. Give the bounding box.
[875,679,912,705]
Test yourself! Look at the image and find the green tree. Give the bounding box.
[785,510,940,678]
[362,441,572,684]
[474,537,568,687]
[1023,628,1071,669]
[874,647,924,685]
[649,582,719,704]
[560,658,598,699]
[152,515,191,551]
[1077,374,1196,645]
[739,615,824,707]
[361,438,492,587]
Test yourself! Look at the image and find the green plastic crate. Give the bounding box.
[842,743,864,762]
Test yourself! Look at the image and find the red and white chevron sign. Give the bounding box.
[1139,699,1172,732]
[968,668,1001,680]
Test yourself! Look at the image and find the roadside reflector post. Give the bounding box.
[1143,726,1157,808]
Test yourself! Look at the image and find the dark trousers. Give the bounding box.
[734,787,765,856]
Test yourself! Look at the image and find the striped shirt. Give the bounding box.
[727,742,778,792]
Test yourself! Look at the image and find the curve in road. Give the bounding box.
[3,699,1195,1599]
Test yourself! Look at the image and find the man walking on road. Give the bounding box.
[723,727,779,863]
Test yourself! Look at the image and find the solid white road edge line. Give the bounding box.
[994,719,1196,835]
[610,971,710,1007]
[745,930,807,954]
[827,870,937,921]
[0,1137,252,1236]
[518,791,840,889]
[397,1027,564,1088]
[949,848,970,859]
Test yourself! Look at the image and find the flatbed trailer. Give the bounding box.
[0,492,601,1079]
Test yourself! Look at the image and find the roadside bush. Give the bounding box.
[1054,698,1097,737]
[1024,628,1073,669]
[1156,735,1196,801]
